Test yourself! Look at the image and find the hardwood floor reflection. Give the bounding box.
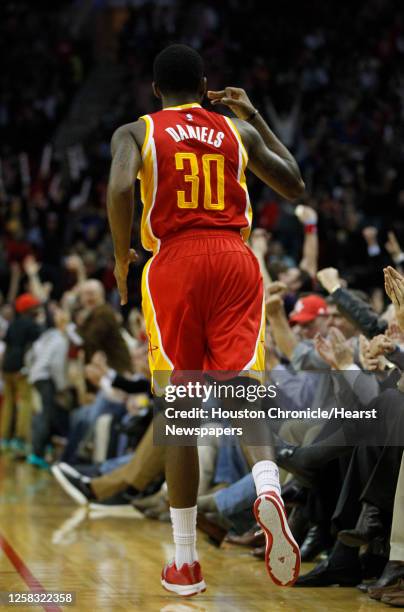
[0,456,388,611]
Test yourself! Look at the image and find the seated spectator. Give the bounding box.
[61,279,134,463]
[26,306,70,469]
[0,293,42,453]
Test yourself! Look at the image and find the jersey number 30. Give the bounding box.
[175,152,225,210]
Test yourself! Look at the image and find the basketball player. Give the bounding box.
[107,44,305,596]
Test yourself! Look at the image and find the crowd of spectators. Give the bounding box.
[0,0,404,606]
[1,0,404,309]
[1,211,404,604]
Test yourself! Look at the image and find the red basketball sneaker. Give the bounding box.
[161,560,206,596]
[253,491,300,587]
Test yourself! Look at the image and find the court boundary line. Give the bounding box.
[0,533,62,612]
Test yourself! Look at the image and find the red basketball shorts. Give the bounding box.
[141,229,265,384]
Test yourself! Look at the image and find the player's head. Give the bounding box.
[153,44,206,101]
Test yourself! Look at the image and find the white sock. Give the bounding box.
[170,506,198,568]
[252,460,281,497]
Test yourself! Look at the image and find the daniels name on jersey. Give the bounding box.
[138,104,252,253]
[165,124,225,148]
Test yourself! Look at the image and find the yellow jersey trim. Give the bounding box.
[226,117,248,165]
[139,115,151,158]
[163,103,202,111]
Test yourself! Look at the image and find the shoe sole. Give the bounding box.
[51,465,88,506]
[161,578,206,597]
[254,493,300,587]
[57,462,88,480]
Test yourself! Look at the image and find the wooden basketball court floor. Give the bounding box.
[0,456,390,612]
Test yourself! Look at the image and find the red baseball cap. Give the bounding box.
[289,295,328,325]
[15,293,41,314]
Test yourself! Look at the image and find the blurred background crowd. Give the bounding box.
[1,0,404,606]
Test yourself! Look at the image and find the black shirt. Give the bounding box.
[3,314,41,373]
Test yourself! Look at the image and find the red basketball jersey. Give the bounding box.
[138,103,252,252]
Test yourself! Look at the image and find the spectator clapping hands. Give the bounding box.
[315,327,354,369]
[386,321,404,345]
[358,335,387,371]
[367,334,396,360]
[384,267,404,332]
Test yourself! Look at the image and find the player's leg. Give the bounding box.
[220,379,280,498]
[165,444,199,556]
[142,252,206,596]
[162,426,205,595]
[206,245,300,586]
[242,413,300,587]
[220,384,299,586]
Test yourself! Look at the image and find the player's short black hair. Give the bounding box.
[153,44,204,95]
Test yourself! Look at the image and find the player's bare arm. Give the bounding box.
[107,120,145,304]
[208,87,305,200]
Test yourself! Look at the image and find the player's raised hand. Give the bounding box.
[114,249,138,305]
[207,87,256,120]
